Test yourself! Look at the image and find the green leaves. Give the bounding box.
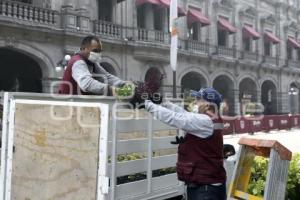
[248,156,268,197]
[115,84,134,97]
[248,154,300,199]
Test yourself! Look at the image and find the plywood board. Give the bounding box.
[11,103,101,200]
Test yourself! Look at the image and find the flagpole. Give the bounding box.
[173,70,176,98]
[170,0,178,99]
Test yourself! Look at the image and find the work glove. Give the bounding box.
[149,93,163,104]
[170,136,185,145]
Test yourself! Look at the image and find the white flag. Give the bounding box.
[170,0,178,71]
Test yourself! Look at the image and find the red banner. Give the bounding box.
[278,115,291,130]
[234,117,250,134]
[248,117,263,133]
[289,115,300,128]
[262,115,278,132]
[222,119,235,135]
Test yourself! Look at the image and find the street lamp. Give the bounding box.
[288,87,298,95]
[288,87,298,114]
[56,54,71,72]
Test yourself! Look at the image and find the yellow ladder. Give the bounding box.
[227,138,292,200]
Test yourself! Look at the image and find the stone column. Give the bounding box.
[233,89,241,116]
[61,0,77,30]
[42,78,61,94]
[278,92,290,114]
[77,0,89,11]
[257,90,261,103]
[62,0,74,9]
[76,0,91,32]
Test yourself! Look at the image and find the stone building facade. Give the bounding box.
[1,0,300,115]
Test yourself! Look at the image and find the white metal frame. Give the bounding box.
[0,92,186,200]
[0,94,109,200]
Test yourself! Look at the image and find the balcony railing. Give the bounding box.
[263,55,278,66]
[215,45,236,58]
[187,40,208,54]
[0,0,58,25]
[94,20,122,39]
[286,59,300,68]
[241,51,259,61]
[134,28,170,45]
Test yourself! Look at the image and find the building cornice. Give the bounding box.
[261,14,276,26]
[239,6,257,19]
[261,0,277,7]
[212,0,233,13]
[284,21,299,33]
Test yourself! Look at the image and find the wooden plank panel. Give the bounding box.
[152,173,180,191]
[107,136,178,155]
[108,155,177,177]
[11,103,101,200]
[115,174,181,199]
[116,119,177,133]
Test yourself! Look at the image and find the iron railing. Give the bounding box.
[0,0,58,24]
[94,20,122,39]
[215,45,236,58]
[135,28,170,44]
[286,59,300,68]
[187,40,209,54]
[263,55,278,66]
[241,51,259,61]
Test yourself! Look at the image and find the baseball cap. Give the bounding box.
[191,87,223,107]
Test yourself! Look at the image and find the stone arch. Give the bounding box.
[178,66,209,86]
[258,76,278,89]
[237,74,258,88]
[212,74,236,116]
[286,79,300,93]
[0,47,44,92]
[239,76,258,101]
[101,55,121,76]
[0,40,55,78]
[238,76,258,114]
[210,70,237,89]
[261,80,278,115]
[180,71,208,98]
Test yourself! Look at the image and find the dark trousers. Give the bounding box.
[186,183,226,200]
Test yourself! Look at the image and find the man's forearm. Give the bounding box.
[95,63,125,86]
[72,60,108,94]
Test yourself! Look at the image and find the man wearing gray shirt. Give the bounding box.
[145,87,226,200]
[59,36,126,95]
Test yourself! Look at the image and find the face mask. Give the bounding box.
[192,105,199,113]
[88,52,102,63]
